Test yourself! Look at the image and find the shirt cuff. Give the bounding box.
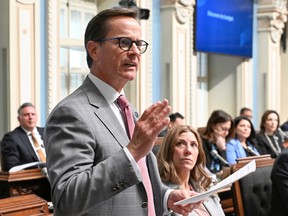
[163,189,173,214]
[123,147,142,180]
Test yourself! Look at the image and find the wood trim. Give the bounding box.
[234,154,275,169]
[0,169,45,182]
[0,194,49,215]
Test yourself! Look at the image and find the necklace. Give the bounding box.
[264,133,281,155]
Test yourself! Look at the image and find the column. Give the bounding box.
[257,0,287,115]
[160,0,196,125]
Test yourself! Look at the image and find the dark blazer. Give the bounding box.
[270,148,288,216]
[1,126,44,171]
[44,77,169,216]
[256,131,283,158]
[280,121,288,131]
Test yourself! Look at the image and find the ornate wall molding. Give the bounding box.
[175,7,192,24]
[176,0,194,24]
[160,0,195,124]
[257,0,287,43]
[256,0,287,113]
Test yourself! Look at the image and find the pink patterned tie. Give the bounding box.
[117,95,155,216]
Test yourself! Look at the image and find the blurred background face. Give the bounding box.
[18,106,37,131]
[242,110,253,121]
[212,121,231,138]
[173,131,199,174]
[264,113,278,133]
[235,119,251,140]
[168,117,185,129]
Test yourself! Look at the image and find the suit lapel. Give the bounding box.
[81,77,130,147]
[17,127,38,161]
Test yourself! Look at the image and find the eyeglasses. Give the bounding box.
[96,37,149,54]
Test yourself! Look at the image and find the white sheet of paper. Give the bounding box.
[174,159,256,205]
[9,161,46,172]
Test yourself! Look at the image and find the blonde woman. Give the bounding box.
[157,125,225,216]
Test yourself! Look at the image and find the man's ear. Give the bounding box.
[87,40,99,60]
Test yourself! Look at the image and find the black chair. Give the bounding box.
[231,155,275,216]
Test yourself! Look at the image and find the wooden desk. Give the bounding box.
[0,169,51,201]
[0,194,49,216]
[218,186,234,215]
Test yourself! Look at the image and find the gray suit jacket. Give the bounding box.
[44,77,168,216]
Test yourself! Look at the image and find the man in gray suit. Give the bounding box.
[44,7,197,216]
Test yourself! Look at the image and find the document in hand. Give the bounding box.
[174,159,256,205]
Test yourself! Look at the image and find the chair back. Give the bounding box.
[231,155,275,216]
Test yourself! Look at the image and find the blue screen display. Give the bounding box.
[195,0,253,58]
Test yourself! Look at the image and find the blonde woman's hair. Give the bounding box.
[157,125,212,191]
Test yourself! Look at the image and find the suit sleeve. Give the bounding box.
[272,152,288,212]
[44,104,142,215]
[255,133,269,155]
[1,132,21,171]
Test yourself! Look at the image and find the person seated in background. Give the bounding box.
[201,110,234,175]
[256,110,284,158]
[158,112,185,137]
[239,107,253,121]
[279,119,288,148]
[226,116,260,165]
[270,147,288,216]
[280,119,288,139]
[1,102,45,171]
[154,112,185,155]
[157,125,225,216]
[280,119,288,132]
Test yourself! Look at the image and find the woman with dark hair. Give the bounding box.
[157,125,225,216]
[201,110,234,174]
[226,116,260,164]
[256,110,284,158]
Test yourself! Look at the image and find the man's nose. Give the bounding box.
[129,43,141,55]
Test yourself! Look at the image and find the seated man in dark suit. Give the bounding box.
[1,102,45,171]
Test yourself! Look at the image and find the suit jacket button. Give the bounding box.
[111,187,117,192]
[120,182,125,188]
[141,202,148,208]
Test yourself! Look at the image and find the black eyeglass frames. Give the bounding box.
[96,37,149,54]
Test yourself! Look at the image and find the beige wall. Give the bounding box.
[208,55,241,119]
